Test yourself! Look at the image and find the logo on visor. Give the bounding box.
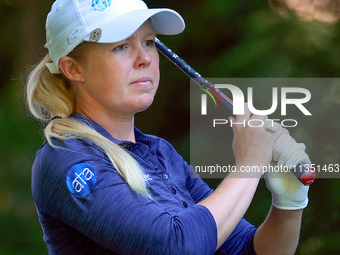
[91,0,112,11]
[66,163,97,197]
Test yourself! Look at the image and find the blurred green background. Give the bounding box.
[1,0,339,254]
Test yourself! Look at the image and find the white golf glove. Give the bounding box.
[265,134,310,210]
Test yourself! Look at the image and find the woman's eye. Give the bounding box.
[113,44,127,51]
[143,40,155,47]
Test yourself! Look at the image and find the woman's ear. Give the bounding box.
[58,56,84,82]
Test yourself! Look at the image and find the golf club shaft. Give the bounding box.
[155,37,315,186]
[155,38,233,113]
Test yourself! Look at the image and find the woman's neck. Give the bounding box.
[76,107,136,143]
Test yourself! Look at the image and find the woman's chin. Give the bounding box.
[132,97,155,114]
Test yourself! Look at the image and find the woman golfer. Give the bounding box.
[27,0,309,254]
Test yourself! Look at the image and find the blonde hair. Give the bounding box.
[26,44,151,198]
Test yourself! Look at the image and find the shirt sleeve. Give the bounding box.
[182,157,257,254]
[33,140,218,255]
[216,218,257,255]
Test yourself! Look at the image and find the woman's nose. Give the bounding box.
[134,46,152,69]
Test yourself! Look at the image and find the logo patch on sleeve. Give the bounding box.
[66,163,97,197]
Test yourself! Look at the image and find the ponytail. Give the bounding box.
[27,55,75,120]
[26,53,151,198]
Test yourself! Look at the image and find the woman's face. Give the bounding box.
[75,21,160,120]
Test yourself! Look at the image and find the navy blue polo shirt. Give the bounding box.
[31,113,257,254]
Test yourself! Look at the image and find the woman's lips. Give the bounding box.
[130,77,152,86]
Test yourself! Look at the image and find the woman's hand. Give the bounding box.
[229,104,288,168]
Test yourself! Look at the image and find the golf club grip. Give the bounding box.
[155,38,315,186]
[294,163,316,186]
